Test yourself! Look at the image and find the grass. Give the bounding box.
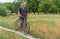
[0,14,60,39]
[0,29,27,39]
[0,15,18,29]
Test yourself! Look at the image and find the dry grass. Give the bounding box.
[28,14,60,39]
[0,14,60,39]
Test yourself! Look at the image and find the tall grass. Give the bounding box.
[0,14,60,39]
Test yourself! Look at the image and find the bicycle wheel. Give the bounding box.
[27,22,30,34]
[22,22,30,34]
[14,19,21,31]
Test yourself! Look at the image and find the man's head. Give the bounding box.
[21,3,24,8]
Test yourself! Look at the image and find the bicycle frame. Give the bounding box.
[14,16,30,34]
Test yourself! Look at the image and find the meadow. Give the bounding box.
[0,14,60,39]
[0,29,27,39]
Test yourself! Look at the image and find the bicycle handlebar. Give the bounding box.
[20,16,27,18]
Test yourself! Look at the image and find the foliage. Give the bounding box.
[0,5,8,16]
[4,2,21,13]
[27,0,60,14]
[0,0,60,14]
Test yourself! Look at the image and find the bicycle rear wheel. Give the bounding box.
[14,19,21,31]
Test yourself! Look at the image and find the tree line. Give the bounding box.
[0,2,21,16]
[27,0,60,14]
[0,0,60,16]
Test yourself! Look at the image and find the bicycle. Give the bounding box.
[14,17,30,34]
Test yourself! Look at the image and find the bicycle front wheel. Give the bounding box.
[22,22,30,34]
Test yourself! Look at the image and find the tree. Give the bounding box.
[27,0,41,14]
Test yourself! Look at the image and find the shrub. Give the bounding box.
[4,2,21,13]
[4,3,12,12]
[39,1,53,13]
[0,5,8,16]
[6,10,11,16]
[49,5,58,13]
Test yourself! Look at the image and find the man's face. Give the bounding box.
[21,4,24,8]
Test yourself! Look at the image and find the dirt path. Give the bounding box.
[0,26,39,39]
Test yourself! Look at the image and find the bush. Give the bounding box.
[0,5,8,16]
[6,10,11,16]
[4,2,21,13]
[49,5,58,13]
[4,3,12,12]
[39,1,53,13]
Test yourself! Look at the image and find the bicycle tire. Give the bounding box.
[14,19,21,31]
[14,18,30,34]
[22,21,30,34]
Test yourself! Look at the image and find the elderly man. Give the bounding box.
[18,3,28,31]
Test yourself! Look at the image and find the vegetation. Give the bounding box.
[27,0,60,14]
[0,5,8,16]
[1,2,21,13]
[0,0,60,39]
[0,0,60,16]
[0,29,27,39]
[0,2,21,16]
[0,14,60,39]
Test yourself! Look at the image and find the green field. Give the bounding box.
[0,29,27,39]
[0,14,60,39]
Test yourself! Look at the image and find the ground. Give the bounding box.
[0,29,27,39]
[0,14,60,39]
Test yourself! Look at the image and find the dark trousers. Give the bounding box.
[20,17,27,30]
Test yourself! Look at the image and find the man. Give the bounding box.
[18,3,28,31]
